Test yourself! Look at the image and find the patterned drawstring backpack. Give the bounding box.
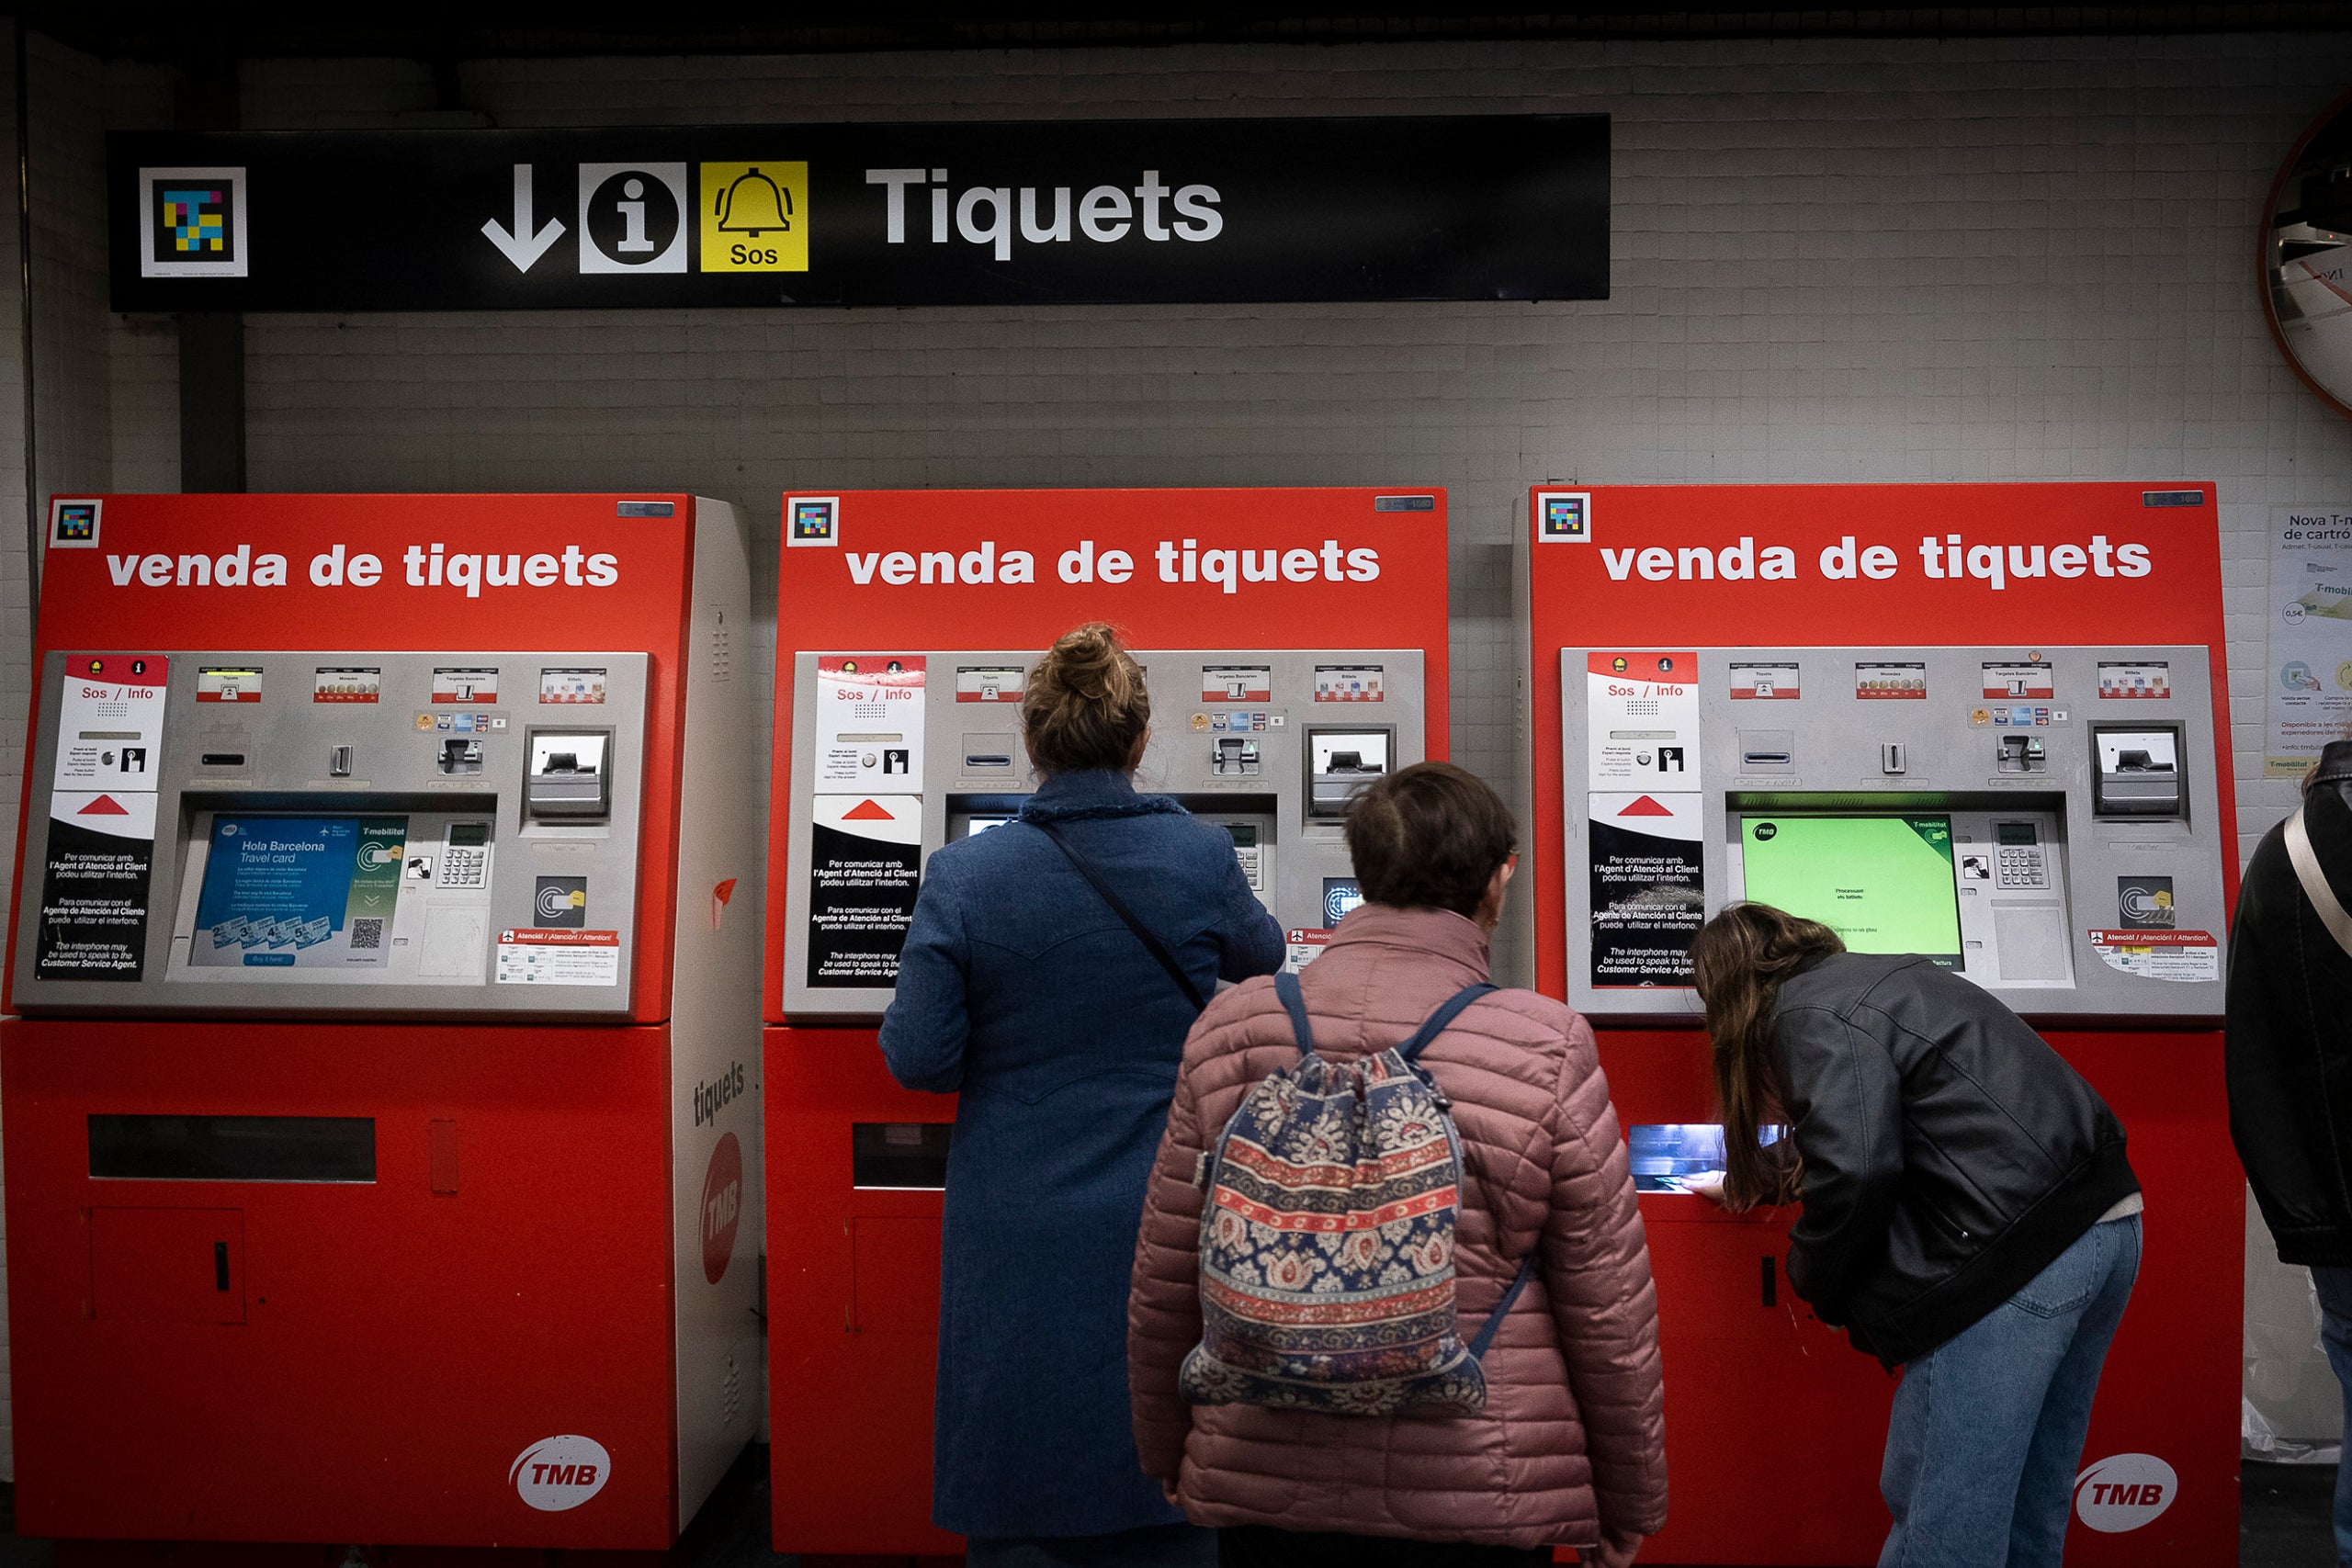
[1179,970,1540,1416]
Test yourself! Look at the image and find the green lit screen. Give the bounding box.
[1740,815,1962,967]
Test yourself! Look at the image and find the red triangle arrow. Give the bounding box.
[841,799,897,821]
[1616,795,1674,818]
[76,795,130,816]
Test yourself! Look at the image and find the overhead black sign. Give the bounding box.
[108,116,1607,311]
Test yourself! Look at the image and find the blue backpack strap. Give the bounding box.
[1272,971,1317,1057]
[1466,1251,1542,1361]
[1395,982,1498,1065]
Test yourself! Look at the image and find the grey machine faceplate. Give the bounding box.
[781,648,1423,1021]
[11,649,649,1017]
[1559,644,2227,1023]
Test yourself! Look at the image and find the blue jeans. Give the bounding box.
[1878,1214,2141,1568]
[2305,1263,2352,1567]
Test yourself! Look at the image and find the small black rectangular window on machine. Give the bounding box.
[851,1122,952,1190]
[89,1115,376,1183]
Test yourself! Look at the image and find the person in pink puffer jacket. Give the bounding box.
[1129,761,1668,1567]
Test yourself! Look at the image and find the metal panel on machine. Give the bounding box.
[778,647,1424,1020]
[1558,643,2228,1021]
[13,649,648,1015]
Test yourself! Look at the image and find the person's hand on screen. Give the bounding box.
[1680,1169,1728,1206]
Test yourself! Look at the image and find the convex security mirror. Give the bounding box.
[2264,91,2352,419]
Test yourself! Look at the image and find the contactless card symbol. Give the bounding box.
[48,499,99,549]
[579,164,688,274]
[139,167,247,278]
[786,495,840,547]
[1537,491,1590,543]
[2118,876,2176,930]
[536,875,587,929]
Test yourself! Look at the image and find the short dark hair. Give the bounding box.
[1343,761,1517,918]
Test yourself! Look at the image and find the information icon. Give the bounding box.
[579,163,687,274]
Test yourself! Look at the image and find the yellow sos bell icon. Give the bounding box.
[699,163,808,273]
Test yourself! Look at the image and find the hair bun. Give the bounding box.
[1023,623,1150,774]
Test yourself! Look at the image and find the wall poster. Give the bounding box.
[2267,505,2352,777]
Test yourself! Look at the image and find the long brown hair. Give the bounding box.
[1688,902,1845,1211]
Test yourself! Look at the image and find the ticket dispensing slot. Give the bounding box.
[1306,727,1393,820]
[524,730,612,822]
[851,1122,953,1190]
[2093,725,2184,818]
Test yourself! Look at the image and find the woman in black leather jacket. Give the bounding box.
[1688,901,2143,1568]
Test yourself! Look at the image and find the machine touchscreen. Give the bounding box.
[1739,814,1962,968]
[189,814,406,969]
[1628,1122,1781,1193]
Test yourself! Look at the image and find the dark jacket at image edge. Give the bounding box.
[2227,771,2352,1268]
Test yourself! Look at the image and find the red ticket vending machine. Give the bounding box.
[1526,483,2239,1566]
[763,487,1452,1556]
[3,494,763,1552]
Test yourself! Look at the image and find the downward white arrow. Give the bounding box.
[481,164,565,273]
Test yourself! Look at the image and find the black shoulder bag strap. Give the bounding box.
[1029,818,1208,1013]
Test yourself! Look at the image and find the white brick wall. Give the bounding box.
[5,23,2352,1491]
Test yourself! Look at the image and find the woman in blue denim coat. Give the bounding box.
[880,623,1284,1567]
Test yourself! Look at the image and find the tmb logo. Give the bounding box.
[694,1060,747,1128]
[2074,1452,2177,1533]
[702,1131,744,1285]
[510,1434,612,1512]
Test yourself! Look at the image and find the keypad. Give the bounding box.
[439,844,489,890]
[1996,846,2048,889]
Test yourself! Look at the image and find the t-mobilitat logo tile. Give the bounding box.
[511,1434,613,1511]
